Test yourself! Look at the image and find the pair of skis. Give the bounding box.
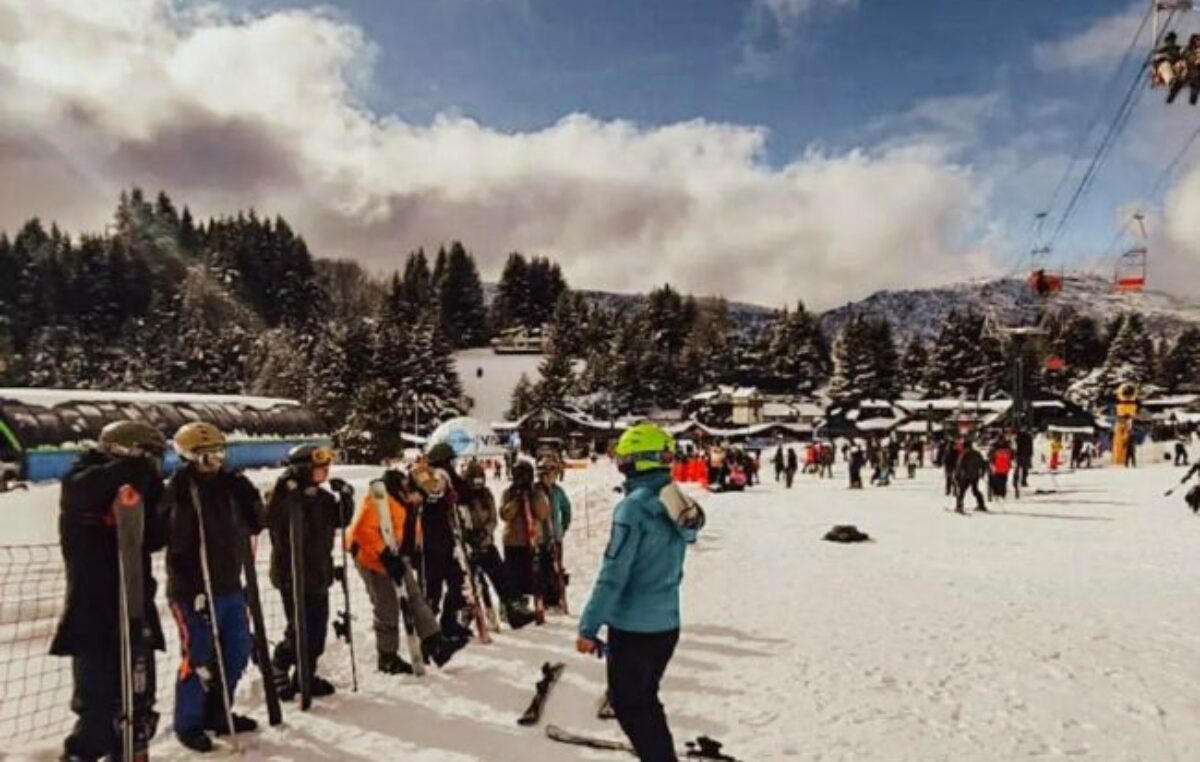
[545,725,740,760]
[448,501,492,644]
[113,486,155,762]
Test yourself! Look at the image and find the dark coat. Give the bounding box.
[50,450,167,657]
[267,470,347,595]
[955,448,987,482]
[162,464,265,601]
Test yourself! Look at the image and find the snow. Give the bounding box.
[0,388,301,411]
[453,348,543,424]
[4,459,1200,760]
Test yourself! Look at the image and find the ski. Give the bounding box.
[547,536,570,615]
[545,725,741,760]
[188,483,240,752]
[545,724,633,753]
[474,562,501,632]
[517,661,565,726]
[449,503,492,644]
[332,483,359,692]
[287,494,312,710]
[369,480,426,676]
[114,484,154,762]
[521,495,546,625]
[239,525,282,725]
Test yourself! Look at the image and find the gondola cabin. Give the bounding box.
[0,389,330,482]
[1114,247,1147,293]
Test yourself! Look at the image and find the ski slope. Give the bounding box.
[5,460,1200,760]
[454,348,543,424]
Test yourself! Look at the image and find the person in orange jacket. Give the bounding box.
[345,469,465,673]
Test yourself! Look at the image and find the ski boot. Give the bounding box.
[206,713,259,736]
[176,729,214,753]
[310,674,336,698]
[504,600,536,630]
[378,652,414,675]
[422,632,467,668]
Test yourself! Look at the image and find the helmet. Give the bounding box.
[99,420,166,459]
[409,463,447,498]
[465,461,486,488]
[614,423,675,474]
[1166,31,1178,43]
[536,455,560,475]
[426,442,456,468]
[287,443,335,468]
[174,422,226,461]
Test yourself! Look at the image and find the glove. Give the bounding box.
[380,548,407,584]
[329,478,354,498]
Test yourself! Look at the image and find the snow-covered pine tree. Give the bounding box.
[492,252,530,332]
[1069,312,1156,405]
[924,309,1004,397]
[900,338,929,391]
[534,339,575,409]
[507,373,537,420]
[1160,327,1200,392]
[437,242,489,348]
[830,315,876,399]
[765,302,831,394]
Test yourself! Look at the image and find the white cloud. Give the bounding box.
[756,0,857,34]
[0,0,1000,310]
[1034,2,1145,71]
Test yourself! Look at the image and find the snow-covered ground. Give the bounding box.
[4,459,1200,760]
[454,348,543,424]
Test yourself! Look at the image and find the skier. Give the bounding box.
[772,446,784,483]
[346,468,466,672]
[988,437,1013,501]
[819,442,834,479]
[536,456,572,611]
[501,460,552,616]
[905,446,920,479]
[421,444,473,640]
[954,439,987,514]
[267,444,347,701]
[848,441,865,490]
[1167,34,1200,105]
[1014,430,1033,489]
[1175,434,1190,466]
[161,423,263,751]
[459,461,536,628]
[1153,31,1183,89]
[1125,431,1139,468]
[784,448,798,489]
[577,423,704,762]
[52,421,168,762]
[1167,461,1200,513]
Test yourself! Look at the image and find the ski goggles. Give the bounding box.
[615,449,674,473]
[195,447,228,469]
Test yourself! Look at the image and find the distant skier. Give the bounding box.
[1124,433,1138,468]
[849,441,865,489]
[267,444,347,700]
[577,423,704,762]
[423,443,473,639]
[1014,430,1033,489]
[785,448,798,489]
[819,442,834,479]
[988,437,1013,501]
[954,439,987,514]
[772,446,784,483]
[1153,31,1183,90]
[52,421,168,762]
[1175,435,1190,467]
[1168,462,1200,513]
[905,446,920,479]
[162,422,264,751]
[943,437,960,496]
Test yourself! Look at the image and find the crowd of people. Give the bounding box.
[1152,31,1200,105]
[52,421,577,759]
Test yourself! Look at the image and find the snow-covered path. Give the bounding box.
[8,463,1200,760]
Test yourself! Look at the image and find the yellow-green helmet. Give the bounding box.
[614,423,676,474]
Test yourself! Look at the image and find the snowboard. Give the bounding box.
[517,661,565,726]
[287,494,312,710]
[240,528,283,725]
[114,485,155,762]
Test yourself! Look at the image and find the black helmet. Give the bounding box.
[1166,31,1178,43]
[287,443,335,468]
[465,461,486,488]
[426,442,456,468]
[99,420,166,459]
[512,460,534,485]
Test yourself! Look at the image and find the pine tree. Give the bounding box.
[437,242,489,348]
[763,302,831,394]
[901,338,929,391]
[535,340,576,408]
[507,373,537,420]
[1069,312,1156,405]
[492,252,529,332]
[1160,327,1200,392]
[924,310,1005,397]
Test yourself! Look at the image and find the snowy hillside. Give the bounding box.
[454,348,543,423]
[820,274,1200,344]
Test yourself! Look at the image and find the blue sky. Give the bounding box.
[3,0,1197,306]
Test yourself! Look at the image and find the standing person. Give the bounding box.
[772,446,784,483]
[1070,436,1084,470]
[954,439,987,514]
[577,423,704,762]
[1124,431,1138,468]
[988,438,1012,501]
[459,462,536,629]
[267,444,347,700]
[848,441,865,489]
[905,446,920,479]
[536,456,572,611]
[1015,430,1033,489]
[345,468,466,673]
[1169,461,1200,513]
[785,448,798,489]
[162,423,263,751]
[1175,434,1190,467]
[1048,435,1063,473]
[819,442,834,479]
[52,421,168,762]
[500,461,551,616]
[420,444,473,640]
[942,437,959,497]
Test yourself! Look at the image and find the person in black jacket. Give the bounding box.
[955,439,988,514]
[785,448,798,488]
[51,420,167,762]
[162,423,265,751]
[1014,430,1033,489]
[267,444,347,699]
[423,444,472,640]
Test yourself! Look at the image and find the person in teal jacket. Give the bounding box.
[577,424,704,762]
